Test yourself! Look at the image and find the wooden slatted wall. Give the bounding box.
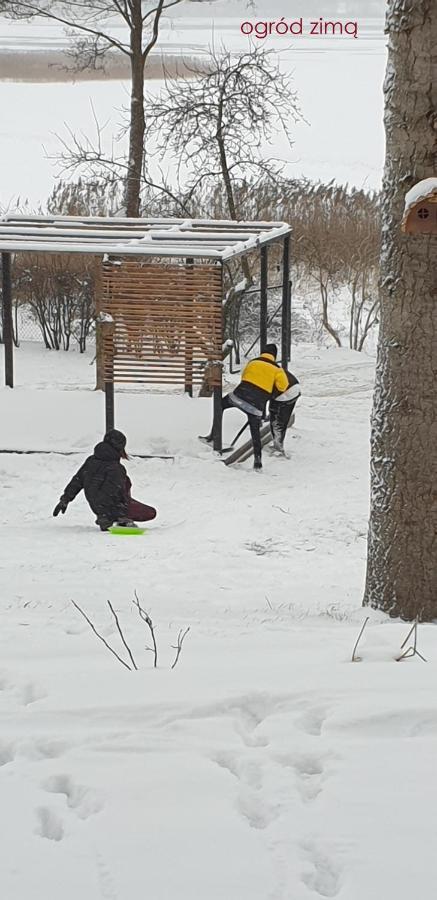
[100,258,223,386]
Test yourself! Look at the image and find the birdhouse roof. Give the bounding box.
[402,177,437,230]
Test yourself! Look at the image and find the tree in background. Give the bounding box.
[144,47,301,227]
[143,46,302,349]
[14,253,95,352]
[363,0,437,619]
[1,0,185,216]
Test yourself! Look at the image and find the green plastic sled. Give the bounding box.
[109,526,148,536]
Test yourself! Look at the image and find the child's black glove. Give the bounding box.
[53,496,68,517]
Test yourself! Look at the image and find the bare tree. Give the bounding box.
[363,0,437,620]
[1,0,185,216]
[144,46,302,283]
[145,47,302,217]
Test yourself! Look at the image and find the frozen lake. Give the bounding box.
[0,6,387,206]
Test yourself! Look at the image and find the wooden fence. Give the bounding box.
[99,258,223,386]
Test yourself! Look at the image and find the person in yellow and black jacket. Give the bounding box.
[202,344,289,469]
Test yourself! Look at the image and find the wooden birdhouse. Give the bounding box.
[402,178,437,234]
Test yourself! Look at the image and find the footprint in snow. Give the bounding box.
[237,789,279,830]
[0,676,46,707]
[0,741,15,767]
[278,751,328,804]
[95,851,120,900]
[213,751,264,790]
[300,840,342,898]
[35,806,64,842]
[21,681,47,706]
[43,773,104,819]
[297,707,327,737]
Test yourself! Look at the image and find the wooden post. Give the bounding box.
[105,381,115,432]
[212,262,224,452]
[1,252,13,388]
[102,317,115,432]
[212,377,223,452]
[260,245,268,352]
[281,235,291,368]
[286,278,292,363]
[94,257,105,391]
[184,257,194,396]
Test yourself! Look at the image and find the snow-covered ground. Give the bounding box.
[2,343,437,899]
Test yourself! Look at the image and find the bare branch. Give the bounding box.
[396,621,427,662]
[70,599,132,670]
[4,2,131,55]
[351,616,369,662]
[107,599,138,670]
[171,627,190,669]
[133,591,158,668]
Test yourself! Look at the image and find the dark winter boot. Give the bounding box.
[96,515,112,532]
[253,456,262,471]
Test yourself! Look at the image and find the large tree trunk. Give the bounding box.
[124,0,146,218]
[363,0,437,619]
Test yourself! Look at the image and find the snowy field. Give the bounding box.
[2,343,437,899]
[0,5,387,205]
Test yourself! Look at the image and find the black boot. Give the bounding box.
[253,455,262,471]
[96,515,112,531]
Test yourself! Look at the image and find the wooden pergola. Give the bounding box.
[0,215,292,451]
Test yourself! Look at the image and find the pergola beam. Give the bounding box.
[0,215,291,263]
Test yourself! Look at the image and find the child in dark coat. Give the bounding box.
[53,430,156,531]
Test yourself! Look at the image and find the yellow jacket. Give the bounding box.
[241,354,289,395]
[233,353,290,413]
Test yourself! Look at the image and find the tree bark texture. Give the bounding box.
[124,0,146,218]
[363,0,437,619]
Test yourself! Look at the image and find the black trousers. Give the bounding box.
[269,398,297,445]
[221,394,263,459]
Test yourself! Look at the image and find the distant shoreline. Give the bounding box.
[0,50,205,83]
[0,16,386,82]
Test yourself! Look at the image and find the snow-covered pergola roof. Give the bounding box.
[0,215,291,262]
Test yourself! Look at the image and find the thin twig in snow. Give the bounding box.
[171,627,191,669]
[107,600,137,670]
[70,600,132,671]
[351,616,369,662]
[396,621,427,662]
[273,505,291,516]
[399,622,416,650]
[133,591,158,668]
